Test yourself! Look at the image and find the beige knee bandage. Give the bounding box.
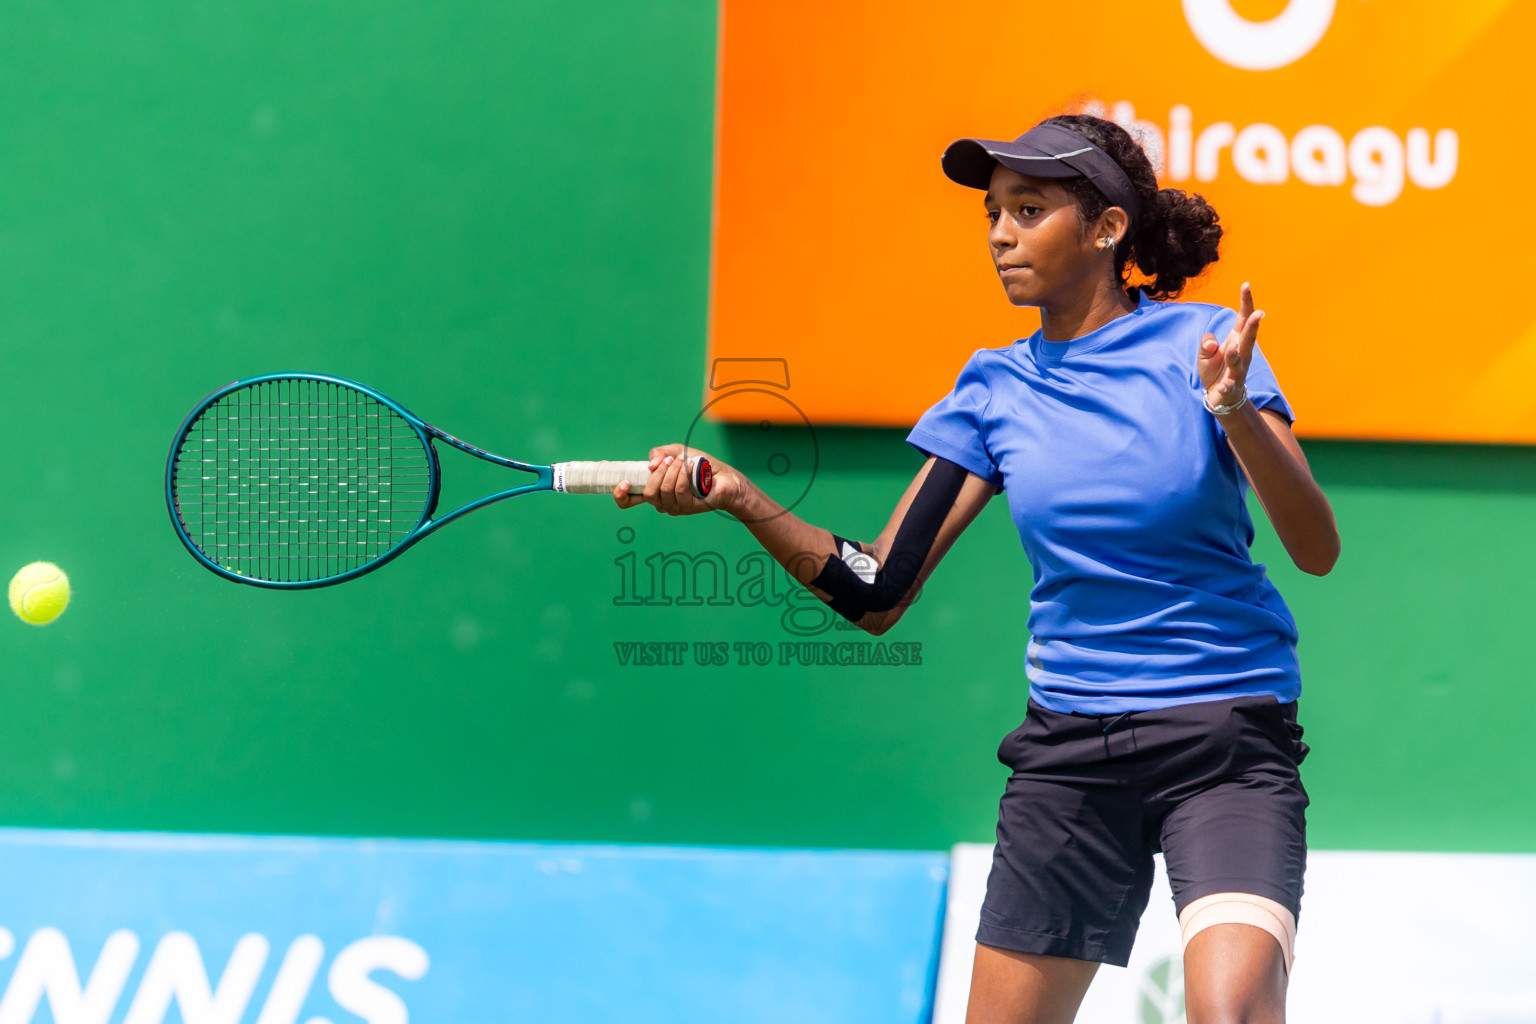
[1178,892,1297,974]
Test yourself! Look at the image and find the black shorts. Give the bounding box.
[977,694,1309,967]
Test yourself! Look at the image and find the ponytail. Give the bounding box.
[1131,187,1222,299]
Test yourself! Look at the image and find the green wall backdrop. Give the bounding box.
[0,1,1531,854]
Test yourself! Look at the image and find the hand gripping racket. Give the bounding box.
[165,373,712,588]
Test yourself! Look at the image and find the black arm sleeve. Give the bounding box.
[808,457,969,623]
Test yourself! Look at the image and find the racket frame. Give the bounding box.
[166,372,556,589]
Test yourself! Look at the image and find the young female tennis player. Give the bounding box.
[617,113,1338,1023]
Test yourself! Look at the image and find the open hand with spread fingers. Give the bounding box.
[1198,281,1265,414]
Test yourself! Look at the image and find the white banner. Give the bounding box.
[934,845,1536,1023]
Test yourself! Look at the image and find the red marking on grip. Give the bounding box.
[696,458,714,497]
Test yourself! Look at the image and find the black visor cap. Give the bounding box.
[942,123,1141,224]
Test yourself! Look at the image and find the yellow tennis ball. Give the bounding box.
[9,562,70,626]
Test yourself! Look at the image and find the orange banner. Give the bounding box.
[706,0,1531,442]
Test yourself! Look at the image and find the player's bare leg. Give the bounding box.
[1182,923,1287,1024]
[964,943,1098,1024]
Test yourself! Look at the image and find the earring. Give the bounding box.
[1100,238,1116,251]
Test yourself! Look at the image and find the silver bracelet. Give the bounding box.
[1203,389,1249,416]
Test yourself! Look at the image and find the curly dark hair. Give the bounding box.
[1040,113,1222,301]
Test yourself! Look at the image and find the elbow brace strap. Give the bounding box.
[809,457,968,622]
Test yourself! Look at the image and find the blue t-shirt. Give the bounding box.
[906,290,1300,714]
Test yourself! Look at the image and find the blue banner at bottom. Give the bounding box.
[0,828,947,1024]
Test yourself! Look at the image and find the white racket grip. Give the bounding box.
[553,456,712,498]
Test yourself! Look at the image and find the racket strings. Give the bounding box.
[171,378,432,583]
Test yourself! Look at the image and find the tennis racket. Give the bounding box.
[165,372,713,588]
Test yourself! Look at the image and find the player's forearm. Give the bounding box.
[724,473,845,586]
[1220,406,1340,575]
[726,474,896,632]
